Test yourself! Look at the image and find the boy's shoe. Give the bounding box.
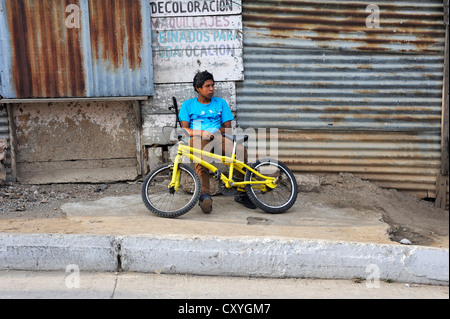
[199,193,213,214]
[235,192,257,209]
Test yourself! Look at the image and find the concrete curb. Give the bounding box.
[120,235,449,285]
[1,233,448,285]
[0,234,118,272]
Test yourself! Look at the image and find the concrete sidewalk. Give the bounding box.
[1,271,448,299]
[0,194,448,286]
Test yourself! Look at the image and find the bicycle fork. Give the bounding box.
[168,146,184,192]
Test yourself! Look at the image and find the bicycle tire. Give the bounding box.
[244,159,298,214]
[141,163,201,218]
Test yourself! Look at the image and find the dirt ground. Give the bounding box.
[312,174,449,247]
[0,173,448,247]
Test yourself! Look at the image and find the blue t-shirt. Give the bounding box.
[179,97,234,134]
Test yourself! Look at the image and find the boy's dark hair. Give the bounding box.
[193,71,214,92]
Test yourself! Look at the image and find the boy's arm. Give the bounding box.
[181,121,215,140]
[219,120,232,135]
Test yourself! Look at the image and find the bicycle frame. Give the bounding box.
[168,142,279,192]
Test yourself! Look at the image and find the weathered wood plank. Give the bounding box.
[142,82,236,114]
[141,81,236,145]
[16,159,138,184]
[152,29,242,51]
[153,49,243,83]
[152,15,242,31]
[142,113,237,146]
[435,174,449,209]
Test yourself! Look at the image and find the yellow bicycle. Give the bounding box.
[141,129,298,218]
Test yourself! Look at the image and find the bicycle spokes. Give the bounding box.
[142,164,201,218]
[245,160,298,214]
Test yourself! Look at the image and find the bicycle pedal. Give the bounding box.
[213,170,221,181]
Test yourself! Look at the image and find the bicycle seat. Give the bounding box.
[223,133,249,143]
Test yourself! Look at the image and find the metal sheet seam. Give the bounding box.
[80,0,93,98]
[0,0,13,99]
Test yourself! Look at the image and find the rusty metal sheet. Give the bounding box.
[243,0,445,54]
[236,0,446,198]
[0,0,154,99]
[237,47,444,132]
[243,129,441,197]
[1,0,86,98]
[87,0,154,97]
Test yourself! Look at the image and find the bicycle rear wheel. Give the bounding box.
[245,159,298,214]
[142,163,201,218]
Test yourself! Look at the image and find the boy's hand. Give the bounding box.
[202,131,215,140]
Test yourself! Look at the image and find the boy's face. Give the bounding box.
[196,79,215,100]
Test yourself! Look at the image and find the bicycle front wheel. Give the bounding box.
[142,163,201,218]
[245,159,298,214]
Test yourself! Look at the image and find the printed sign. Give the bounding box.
[150,0,242,17]
[150,0,243,83]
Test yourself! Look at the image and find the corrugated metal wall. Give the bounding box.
[0,0,154,99]
[0,105,8,142]
[0,104,11,182]
[237,0,446,198]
